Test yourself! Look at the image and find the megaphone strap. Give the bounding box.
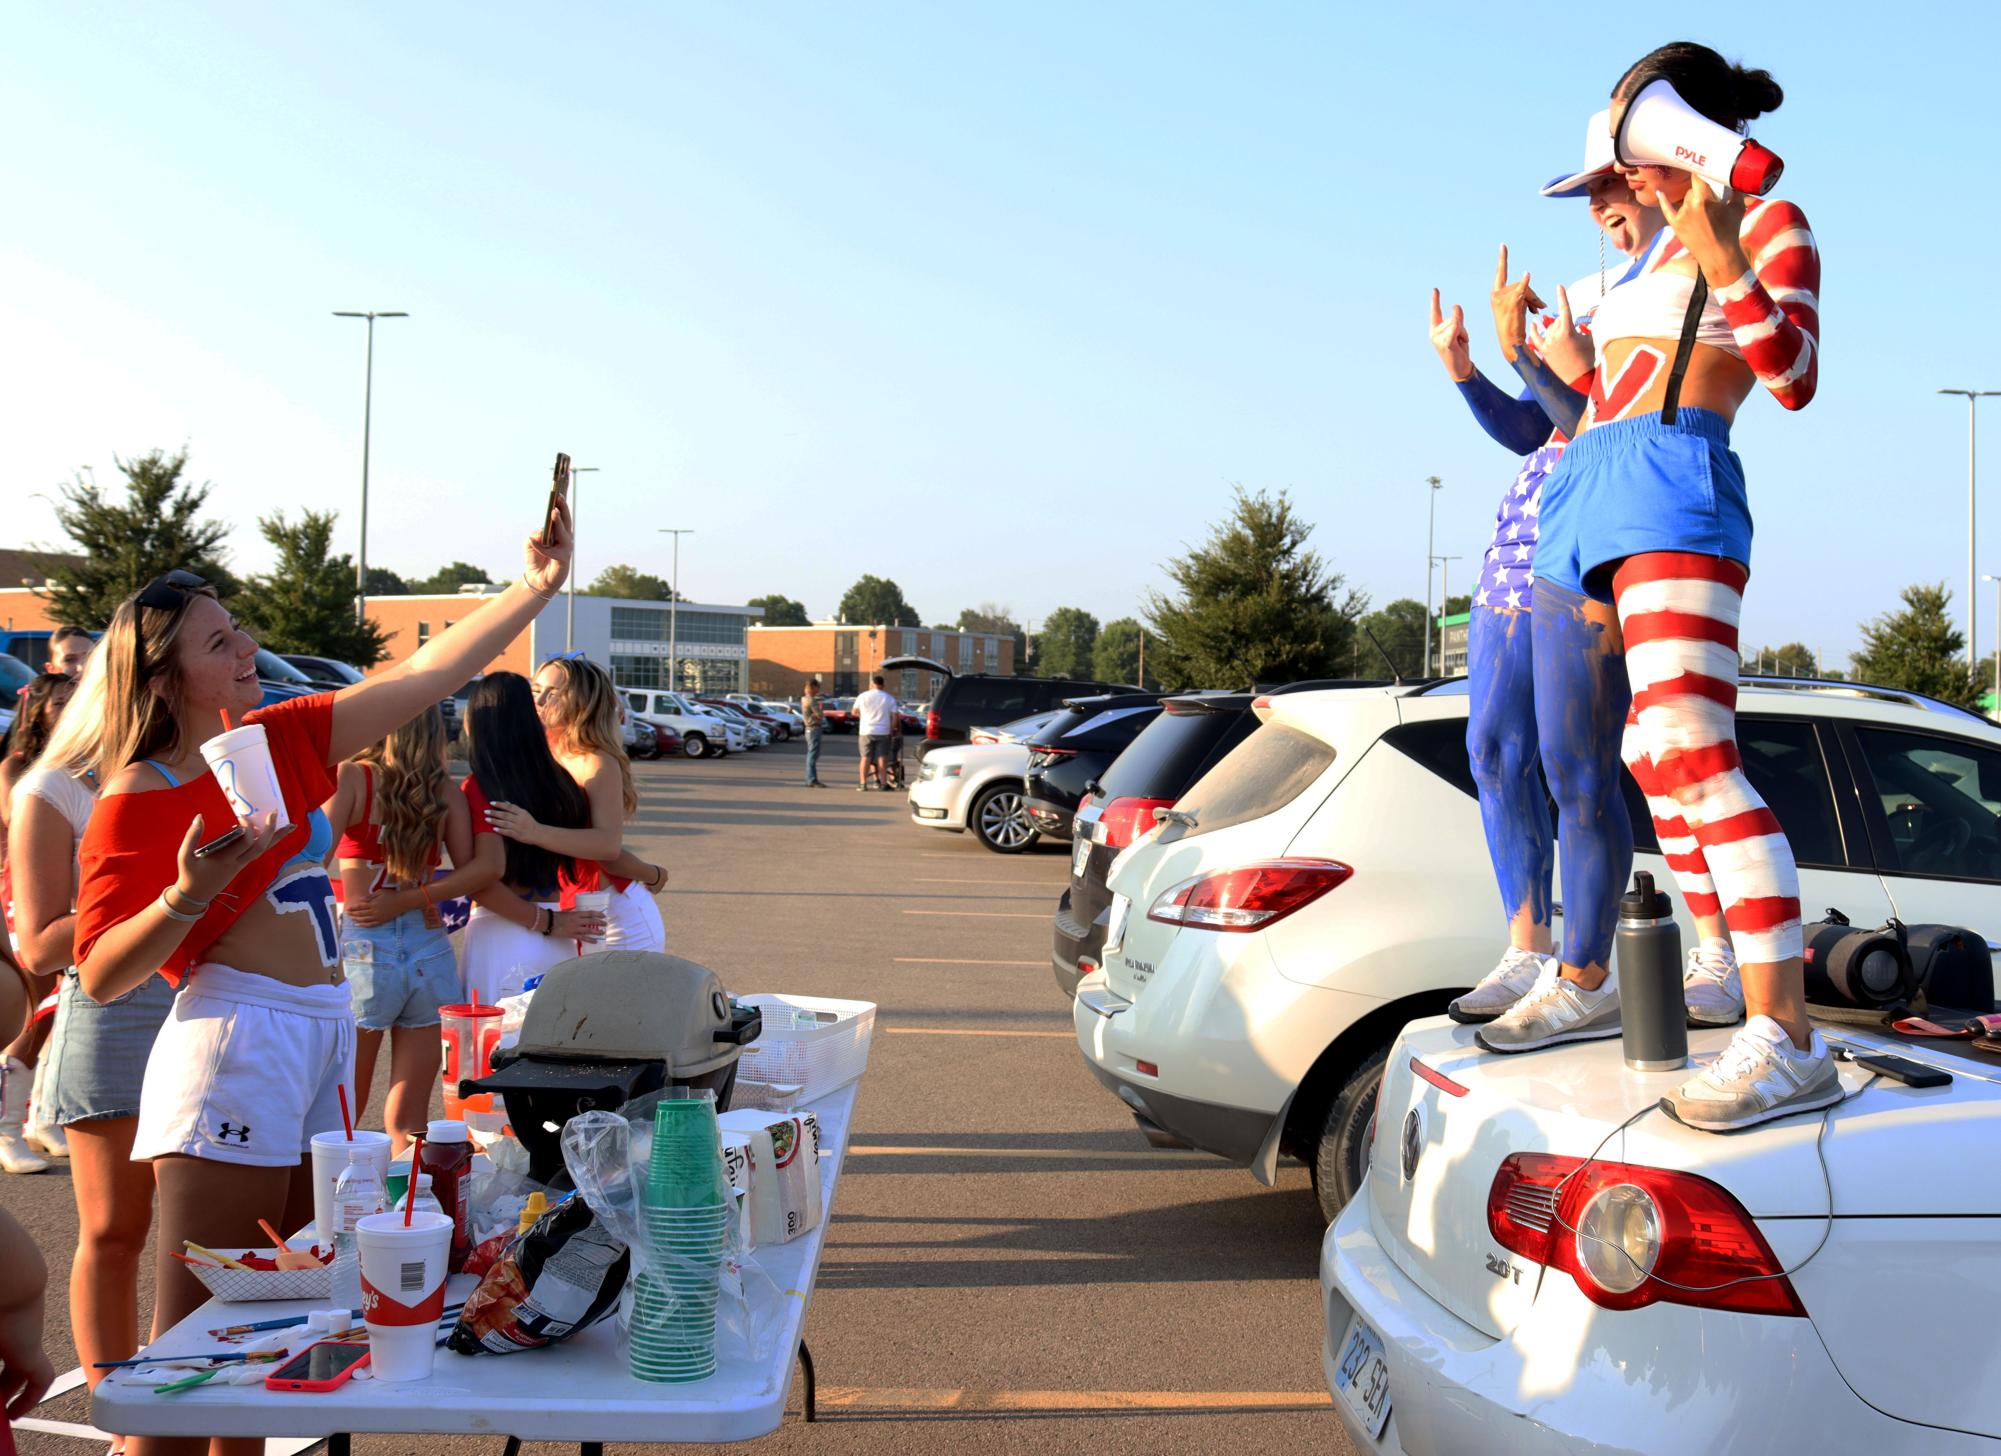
[1660,273,1709,427]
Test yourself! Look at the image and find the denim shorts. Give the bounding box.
[342,912,463,1031]
[40,969,178,1125]
[1535,407,1752,602]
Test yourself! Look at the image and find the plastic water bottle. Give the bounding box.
[408,1172,448,1223]
[1617,871,1688,1071]
[330,1149,386,1308]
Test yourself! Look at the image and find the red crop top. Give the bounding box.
[75,694,339,988]
[460,773,627,907]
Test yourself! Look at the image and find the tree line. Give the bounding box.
[22,451,1998,712]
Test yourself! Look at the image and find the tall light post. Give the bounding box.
[332,310,408,625]
[1985,573,2001,715]
[1423,476,1442,676]
[565,466,599,650]
[1941,389,2001,669]
[1432,553,1463,675]
[658,528,695,692]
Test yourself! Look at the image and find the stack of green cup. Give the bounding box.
[631,1092,729,1383]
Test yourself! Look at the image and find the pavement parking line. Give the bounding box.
[912,877,1067,886]
[881,1025,1072,1037]
[901,910,1049,919]
[891,957,1046,966]
[849,1145,1207,1160]
[816,1386,1332,1412]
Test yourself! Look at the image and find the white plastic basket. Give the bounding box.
[731,995,876,1108]
[188,1250,332,1304]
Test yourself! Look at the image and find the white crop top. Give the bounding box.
[1590,271,1742,366]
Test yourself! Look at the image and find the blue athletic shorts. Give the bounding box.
[1536,407,1751,602]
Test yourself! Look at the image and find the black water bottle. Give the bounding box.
[1617,871,1687,1071]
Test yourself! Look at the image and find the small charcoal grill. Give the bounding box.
[460,951,761,1185]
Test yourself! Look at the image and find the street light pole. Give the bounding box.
[1432,554,1462,674]
[1423,476,1442,675]
[332,310,408,626]
[566,466,599,651]
[1941,389,2001,669]
[658,528,695,692]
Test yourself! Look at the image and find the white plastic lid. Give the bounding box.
[347,1145,375,1163]
[427,1118,469,1142]
[414,1173,433,1189]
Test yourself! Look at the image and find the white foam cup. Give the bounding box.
[199,723,290,828]
[356,1210,454,1382]
[573,891,611,951]
[310,1129,392,1244]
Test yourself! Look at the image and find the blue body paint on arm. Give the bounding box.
[1455,372,1553,456]
[1510,351,1589,439]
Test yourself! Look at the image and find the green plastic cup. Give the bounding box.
[646,1096,725,1208]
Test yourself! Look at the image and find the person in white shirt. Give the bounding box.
[852,675,899,791]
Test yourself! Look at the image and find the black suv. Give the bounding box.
[885,657,1136,757]
[1052,682,1364,998]
[1022,694,1165,842]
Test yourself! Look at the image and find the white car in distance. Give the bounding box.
[727,693,805,736]
[623,689,746,758]
[907,711,1064,853]
[1074,677,2001,1222]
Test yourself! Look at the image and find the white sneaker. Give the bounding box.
[1449,947,1554,1023]
[1683,942,1744,1027]
[0,1056,49,1175]
[1475,962,1623,1053]
[1662,1016,1844,1132]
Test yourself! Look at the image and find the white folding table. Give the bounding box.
[91,1082,857,1454]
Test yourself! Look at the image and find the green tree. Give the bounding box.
[959,603,1027,671]
[747,593,810,625]
[35,449,237,628]
[838,574,920,627]
[364,565,410,595]
[236,510,390,667]
[588,564,675,600]
[1144,487,1364,690]
[1357,598,1429,678]
[1850,583,1983,709]
[1093,617,1152,687]
[1441,593,1472,617]
[1743,642,1819,677]
[408,561,497,595]
[1037,606,1100,678]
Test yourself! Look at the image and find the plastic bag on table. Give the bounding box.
[560,1090,784,1365]
[446,1194,629,1355]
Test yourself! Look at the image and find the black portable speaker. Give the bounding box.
[1902,924,1997,1013]
[1801,911,1916,1009]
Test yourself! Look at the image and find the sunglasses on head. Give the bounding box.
[547,650,588,662]
[136,569,208,613]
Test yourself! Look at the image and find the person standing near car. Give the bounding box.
[800,678,826,788]
[853,674,897,791]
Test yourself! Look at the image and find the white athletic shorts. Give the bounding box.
[459,903,574,1005]
[133,963,356,1168]
[600,882,666,953]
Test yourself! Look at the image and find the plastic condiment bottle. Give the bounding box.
[419,1118,475,1270]
[330,1149,386,1308]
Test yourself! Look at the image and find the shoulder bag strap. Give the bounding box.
[1660,273,1710,426]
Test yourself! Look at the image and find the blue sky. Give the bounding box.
[3,3,1996,663]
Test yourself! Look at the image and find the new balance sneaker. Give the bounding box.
[1475,963,1622,1053]
[1683,942,1745,1027]
[1662,1016,1844,1132]
[1448,947,1554,1024]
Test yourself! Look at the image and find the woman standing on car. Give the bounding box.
[1432,141,1663,1024]
[1478,43,1832,1134]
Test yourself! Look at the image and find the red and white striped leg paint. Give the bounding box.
[1613,553,1802,966]
[1620,715,1722,923]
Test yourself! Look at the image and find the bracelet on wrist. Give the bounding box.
[521,574,557,602]
[166,884,212,914]
[158,891,204,924]
[538,907,554,936]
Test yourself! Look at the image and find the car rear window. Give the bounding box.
[1099,707,1253,801]
[1059,704,1160,747]
[1172,723,1336,837]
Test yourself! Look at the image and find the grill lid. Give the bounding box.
[513,952,758,1078]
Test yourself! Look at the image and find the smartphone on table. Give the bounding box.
[264,1339,371,1392]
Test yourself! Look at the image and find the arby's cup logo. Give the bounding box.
[361,1267,448,1327]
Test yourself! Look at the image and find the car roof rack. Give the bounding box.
[1738,675,1992,724]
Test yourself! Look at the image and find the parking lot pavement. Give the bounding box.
[14,737,1350,1455]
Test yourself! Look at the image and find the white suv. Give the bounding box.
[1074,678,2001,1222]
[623,689,746,758]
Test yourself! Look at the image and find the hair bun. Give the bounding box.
[1729,64,1783,120]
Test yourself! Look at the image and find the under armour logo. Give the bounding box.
[216,1122,252,1144]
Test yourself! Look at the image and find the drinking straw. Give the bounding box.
[220,708,234,733]
[337,1084,353,1141]
[404,1135,424,1224]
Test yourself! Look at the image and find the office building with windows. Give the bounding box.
[748,623,1015,701]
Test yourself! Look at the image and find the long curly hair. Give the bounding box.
[4,673,72,772]
[356,705,452,887]
[538,656,637,817]
[464,673,590,897]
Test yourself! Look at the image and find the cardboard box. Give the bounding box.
[716,1110,822,1245]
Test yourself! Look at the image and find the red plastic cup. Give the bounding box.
[438,1003,504,1121]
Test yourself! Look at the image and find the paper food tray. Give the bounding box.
[188,1247,332,1303]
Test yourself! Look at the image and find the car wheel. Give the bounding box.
[773,724,790,742]
[970,782,1038,854]
[684,733,710,759]
[1310,1043,1389,1224]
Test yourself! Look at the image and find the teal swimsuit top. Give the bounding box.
[141,759,332,872]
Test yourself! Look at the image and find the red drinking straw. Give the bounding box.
[404,1136,424,1225]
[337,1084,353,1141]
[220,708,234,733]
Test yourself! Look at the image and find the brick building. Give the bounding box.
[748,624,1015,701]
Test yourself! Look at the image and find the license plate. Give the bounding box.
[1071,833,1091,878]
[1332,1311,1392,1440]
[1102,894,1131,957]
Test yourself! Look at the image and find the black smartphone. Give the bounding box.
[263,1339,371,1392]
[192,825,247,859]
[1855,1053,1952,1089]
[539,452,571,548]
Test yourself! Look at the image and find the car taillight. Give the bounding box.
[926,710,941,739]
[1486,1153,1805,1317]
[1145,858,1352,932]
[1097,796,1173,850]
[970,730,995,744]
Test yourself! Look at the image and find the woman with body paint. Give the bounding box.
[1430,152,1663,1025]
[1477,42,1831,1134]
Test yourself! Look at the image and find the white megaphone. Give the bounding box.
[1613,79,1784,196]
